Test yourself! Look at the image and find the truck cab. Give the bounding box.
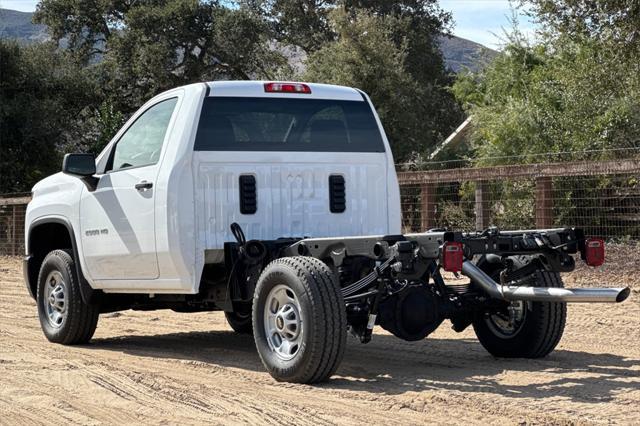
[26,81,401,296]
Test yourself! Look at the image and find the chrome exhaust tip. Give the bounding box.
[461,261,631,304]
[501,285,631,303]
[616,287,631,303]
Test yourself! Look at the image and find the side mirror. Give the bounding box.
[62,153,98,191]
[62,153,96,176]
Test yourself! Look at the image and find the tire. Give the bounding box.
[36,249,100,344]
[252,256,347,383]
[224,311,253,334]
[473,266,566,358]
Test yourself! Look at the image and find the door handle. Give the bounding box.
[135,181,153,191]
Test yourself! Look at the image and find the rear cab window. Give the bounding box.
[194,97,385,152]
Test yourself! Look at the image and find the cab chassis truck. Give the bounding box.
[24,81,630,383]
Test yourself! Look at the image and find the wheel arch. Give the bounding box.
[25,217,100,304]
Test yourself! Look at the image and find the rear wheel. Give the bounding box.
[252,256,347,383]
[473,266,566,358]
[37,250,100,344]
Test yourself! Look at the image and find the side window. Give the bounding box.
[108,98,178,172]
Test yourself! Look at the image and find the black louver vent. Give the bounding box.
[329,175,346,213]
[239,175,257,214]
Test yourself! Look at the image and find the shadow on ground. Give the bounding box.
[88,329,640,403]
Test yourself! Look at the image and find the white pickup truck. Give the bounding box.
[25,81,629,383]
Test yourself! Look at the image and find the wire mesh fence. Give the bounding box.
[0,193,29,256]
[398,150,640,239]
[399,174,640,237]
[0,150,639,256]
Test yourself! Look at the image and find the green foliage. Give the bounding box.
[0,0,294,193]
[303,6,463,162]
[436,200,474,231]
[35,0,289,111]
[345,0,454,88]
[450,6,640,237]
[452,25,640,164]
[90,101,125,155]
[247,1,463,161]
[489,180,535,229]
[523,0,640,57]
[242,0,336,53]
[33,0,124,62]
[26,0,462,167]
[0,40,97,193]
[1,0,461,191]
[246,0,454,57]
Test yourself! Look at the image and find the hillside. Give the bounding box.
[0,8,47,43]
[0,7,497,73]
[438,34,498,73]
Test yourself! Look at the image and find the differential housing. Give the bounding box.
[377,283,444,341]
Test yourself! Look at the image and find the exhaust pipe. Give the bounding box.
[461,261,630,303]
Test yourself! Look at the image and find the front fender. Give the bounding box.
[25,216,101,305]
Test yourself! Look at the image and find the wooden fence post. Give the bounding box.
[475,181,490,231]
[420,183,436,231]
[535,177,553,228]
[11,205,16,256]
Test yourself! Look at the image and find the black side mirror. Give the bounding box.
[62,153,98,191]
[63,153,96,176]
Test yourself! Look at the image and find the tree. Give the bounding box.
[35,0,288,111]
[106,1,288,109]
[30,0,462,163]
[453,14,640,165]
[0,40,98,192]
[344,0,454,89]
[246,0,453,57]
[33,0,128,63]
[242,0,336,53]
[303,7,463,161]
[523,0,640,56]
[451,6,640,236]
[248,0,458,106]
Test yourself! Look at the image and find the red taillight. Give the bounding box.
[264,82,311,94]
[585,238,605,267]
[442,241,464,272]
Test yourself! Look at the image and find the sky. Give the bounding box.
[1,0,537,49]
[439,0,538,48]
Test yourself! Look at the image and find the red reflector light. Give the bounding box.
[264,82,311,94]
[585,238,605,267]
[442,241,464,272]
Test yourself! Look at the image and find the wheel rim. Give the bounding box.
[263,284,303,361]
[485,300,527,339]
[43,271,67,328]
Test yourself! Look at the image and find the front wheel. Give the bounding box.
[473,269,566,358]
[252,256,347,383]
[36,249,100,344]
[224,310,253,334]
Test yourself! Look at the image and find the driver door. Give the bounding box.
[80,97,178,281]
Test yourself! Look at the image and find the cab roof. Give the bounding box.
[203,81,365,101]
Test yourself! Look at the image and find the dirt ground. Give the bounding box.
[1,248,639,425]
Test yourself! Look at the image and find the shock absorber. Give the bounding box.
[361,266,387,344]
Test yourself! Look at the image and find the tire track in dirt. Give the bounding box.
[65,354,335,425]
[2,256,639,424]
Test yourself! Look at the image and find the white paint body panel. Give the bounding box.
[79,166,159,280]
[195,152,389,245]
[25,81,401,294]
